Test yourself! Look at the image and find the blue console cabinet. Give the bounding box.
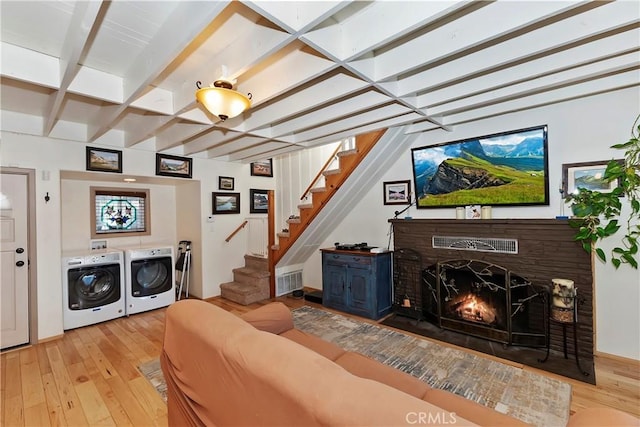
[321,248,392,320]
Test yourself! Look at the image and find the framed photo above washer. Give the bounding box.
[86,147,122,173]
[156,153,193,179]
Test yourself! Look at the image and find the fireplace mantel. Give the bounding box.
[389,217,595,379]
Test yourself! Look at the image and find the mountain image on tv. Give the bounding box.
[411,126,548,208]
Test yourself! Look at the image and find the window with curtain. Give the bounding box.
[91,187,150,238]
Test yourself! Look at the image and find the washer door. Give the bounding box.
[67,264,121,310]
[130,257,172,297]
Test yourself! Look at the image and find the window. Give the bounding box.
[91,187,150,238]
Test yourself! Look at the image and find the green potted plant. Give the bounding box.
[566,115,640,269]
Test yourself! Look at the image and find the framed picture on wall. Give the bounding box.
[86,147,122,173]
[383,180,411,205]
[156,153,193,178]
[218,176,235,190]
[212,192,240,214]
[249,189,268,214]
[250,159,273,177]
[562,159,624,196]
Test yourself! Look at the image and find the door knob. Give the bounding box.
[16,248,24,254]
[16,261,25,267]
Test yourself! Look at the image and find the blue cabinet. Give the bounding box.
[321,249,392,320]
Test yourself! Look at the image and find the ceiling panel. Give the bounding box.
[0,0,637,161]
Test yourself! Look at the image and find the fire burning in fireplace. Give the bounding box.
[449,292,498,325]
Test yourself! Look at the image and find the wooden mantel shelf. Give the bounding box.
[389,218,573,225]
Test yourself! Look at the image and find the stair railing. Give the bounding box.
[225,218,268,257]
[225,220,248,242]
[299,137,355,201]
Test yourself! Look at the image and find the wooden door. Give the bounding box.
[1,172,30,349]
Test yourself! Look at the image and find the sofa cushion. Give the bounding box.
[280,328,346,361]
[566,407,640,426]
[240,302,294,334]
[335,351,430,398]
[422,388,529,426]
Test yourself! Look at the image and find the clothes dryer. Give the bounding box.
[61,249,126,330]
[122,245,175,315]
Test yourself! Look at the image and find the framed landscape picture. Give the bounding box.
[86,147,122,173]
[249,189,268,214]
[156,153,193,178]
[250,159,273,177]
[383,180,411,205]
[218,176,235,190]
[212,192,240,214]
[562,159,624,195]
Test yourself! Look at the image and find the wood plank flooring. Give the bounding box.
[2,293,638,426]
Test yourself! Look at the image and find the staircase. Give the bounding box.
[271,129,386,265]
[220,127,418,303]
[220,255,270,305]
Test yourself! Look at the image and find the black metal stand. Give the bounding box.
[539,299,590,376]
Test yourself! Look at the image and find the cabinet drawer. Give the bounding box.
[324,253,372,267]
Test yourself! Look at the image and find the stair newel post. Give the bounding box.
[268,189,276,298]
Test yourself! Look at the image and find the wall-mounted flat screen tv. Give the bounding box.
[411,125,549,208]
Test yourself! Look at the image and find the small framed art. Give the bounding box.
[562,159,624,195]
[218,176,235,190]
[383,180,411,205]
[250,189,269,214]
[250,159,273,177]
[86,147,122,173]
[156,153,193,179]
[212,192,240,214]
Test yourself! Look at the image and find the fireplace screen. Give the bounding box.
[423,259,547,346]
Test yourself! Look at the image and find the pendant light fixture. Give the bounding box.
[195,80,252,121]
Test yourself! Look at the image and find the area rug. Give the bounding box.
[137,358,167,403]
[292,306,571,427]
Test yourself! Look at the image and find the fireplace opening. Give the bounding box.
[447,291,501,326]
[422,259,547,346]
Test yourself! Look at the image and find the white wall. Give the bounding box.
[60,179,178,252]
[304,87,640,360]
[0,132,264,341]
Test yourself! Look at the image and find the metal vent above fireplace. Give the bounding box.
[432,236,518,254]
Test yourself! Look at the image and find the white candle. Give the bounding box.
[481,206,492,219]
[552,278,575,308]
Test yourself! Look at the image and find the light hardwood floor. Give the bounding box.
[2,294,639,426]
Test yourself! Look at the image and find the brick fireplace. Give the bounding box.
[387,218,595,383]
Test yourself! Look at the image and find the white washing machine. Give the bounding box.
[122,245,175,315]
[61,249,126,330]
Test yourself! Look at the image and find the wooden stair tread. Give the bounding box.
[337,148,357,157]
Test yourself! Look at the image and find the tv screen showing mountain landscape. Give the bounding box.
[411,125,549,208]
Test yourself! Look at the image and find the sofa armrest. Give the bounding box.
[239,302,294,334]
[567,407,639,426]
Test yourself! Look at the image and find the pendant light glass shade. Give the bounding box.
[195,80,251,121]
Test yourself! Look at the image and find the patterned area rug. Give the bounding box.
[138,358,167,403]
[293,306,571,427]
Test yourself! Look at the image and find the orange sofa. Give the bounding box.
[160,300,638,426]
